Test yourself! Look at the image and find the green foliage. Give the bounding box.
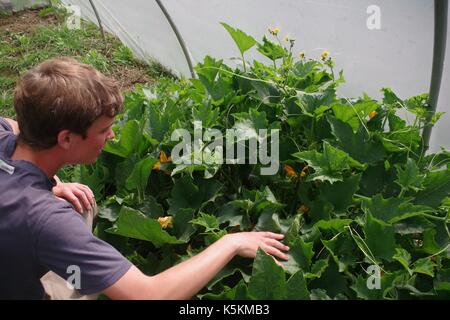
[76,24,450,300]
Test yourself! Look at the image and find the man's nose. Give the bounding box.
[107,128,115,140]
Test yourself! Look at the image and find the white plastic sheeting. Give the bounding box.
[56,1,450,152]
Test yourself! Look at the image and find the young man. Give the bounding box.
[0,58,289,300]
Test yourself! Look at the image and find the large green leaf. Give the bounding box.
[434,269,450,292]
[232,108,270,143]
[395,158,425,192]
[393,248,412,275]
[328,116,385,165]
[362,194,434,224]
[415,169,450,208]
[363,214,396,262]
[331,100,378,133]
[190,212,220,233]
[195,56,233,102]
[199,279,250,300]
[168,175,222,214]
[422,221,450,255]
[293,141,365,184]
[206,257,251,290]
[298,87,336,115]
[248,250,286,299]
[286,271,310,300]
[307,258,329,280]
[318,173,361,211]
[143,105,169,143]
[412,257,437,277]
[309,260,349,298]
[125,156,158,197]
[137,195,164,219]
[172,208,196,242]
[104,120,141,158]
[322,234,358,272]
[307,200,333,223]
[315,219,353,232]
[106,206,183,246]
[256,35,287,61]
[221,22,256,55]
[393,216,435,235]
[192,102,220,128]
[195,55,223,84]
[250,80,281,104]
[281,237,314,274]
[255,211,282,233]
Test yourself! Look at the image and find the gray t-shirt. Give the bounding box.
[0,118,132,299]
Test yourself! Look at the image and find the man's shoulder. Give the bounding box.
[1,182,79,239]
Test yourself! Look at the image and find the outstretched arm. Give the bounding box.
[103,232,289,300]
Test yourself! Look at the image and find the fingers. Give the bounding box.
[71,186,92,212]
[54,183,95,214]
[61,190,84,213]
[272,256,286,268]
[262,232,285,240]
[77,184,95,206]
[259,232,290,261]
[262,243,290,261]
[265,238,290,253]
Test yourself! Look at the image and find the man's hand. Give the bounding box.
[52,176,95,214]
[225,231,290,262]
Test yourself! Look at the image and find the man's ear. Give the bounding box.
[56,130,73,150]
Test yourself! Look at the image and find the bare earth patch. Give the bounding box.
[0,9,58,35]
[0,8,156,93]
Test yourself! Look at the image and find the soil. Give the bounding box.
[0,8,156,92]
[0,9,59,34]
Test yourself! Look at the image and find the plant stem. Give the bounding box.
[241,53,247,73]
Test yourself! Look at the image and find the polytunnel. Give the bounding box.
[1,0,450,302]
[2,0,449,151]
[57,0,449,153]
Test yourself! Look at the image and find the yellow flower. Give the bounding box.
[153,150,172,174]
[321,50,330,60]
[369,111,378,120]
[159,150,171,163]
[298,205,309,214]
[300,165,309,178]
[158,216,173,229]
[299,51,305,59]
[284,164,297,178]
[268,27,280,35]
[284,35,290,41]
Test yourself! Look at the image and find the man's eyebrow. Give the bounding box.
[102,121,115,130]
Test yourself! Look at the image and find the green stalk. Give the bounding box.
[241,53,247,73]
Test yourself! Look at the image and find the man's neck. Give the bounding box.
[11,142,65,178]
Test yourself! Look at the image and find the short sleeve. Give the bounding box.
[35,206,133,295]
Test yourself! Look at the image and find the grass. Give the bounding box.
[0,6,174,119]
